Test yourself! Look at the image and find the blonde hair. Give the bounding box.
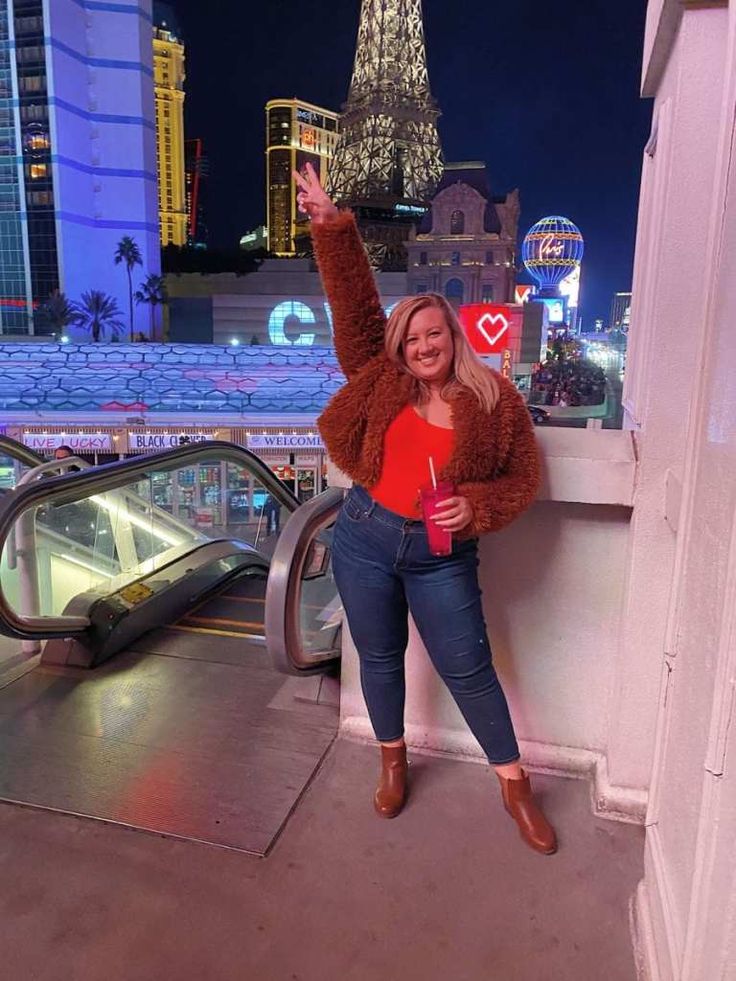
[384,293,500,414]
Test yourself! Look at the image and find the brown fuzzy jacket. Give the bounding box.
[312,212,541,539]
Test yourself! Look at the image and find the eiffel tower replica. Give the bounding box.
[326,0,443,270]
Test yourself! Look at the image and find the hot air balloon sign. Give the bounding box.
[522,216,584,296]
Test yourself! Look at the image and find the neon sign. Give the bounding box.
[458,304,520,355]
[522,216,585,290]
[539,234,565,258]
[268,301,316,346]
[262,299,398,346]
[476,312,509,347]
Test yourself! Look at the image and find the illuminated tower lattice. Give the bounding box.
[327,0,443,269]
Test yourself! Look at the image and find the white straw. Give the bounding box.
[428,455,437,490]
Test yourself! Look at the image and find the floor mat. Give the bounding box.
[0,637,338,855]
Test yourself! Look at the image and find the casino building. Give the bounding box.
[153,1,187,247]
[405,162,519,307]
[0,0,159,335]
[0,342,344,515]
[266,99,339,256]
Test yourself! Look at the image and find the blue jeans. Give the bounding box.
[332,485,520,765]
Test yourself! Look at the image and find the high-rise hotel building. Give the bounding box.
[266,99,338,256]
[153,2,186,246]
[0,0,159,335]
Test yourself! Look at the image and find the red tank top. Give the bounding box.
[369,404,455,518]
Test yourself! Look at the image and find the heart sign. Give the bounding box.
[476,312,509,347]
[459,304,518,354]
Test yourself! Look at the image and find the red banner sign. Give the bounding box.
[459,304,518,354]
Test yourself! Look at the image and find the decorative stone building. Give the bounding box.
[405,162,519,306]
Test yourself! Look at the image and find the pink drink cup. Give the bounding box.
[420,480,455,557]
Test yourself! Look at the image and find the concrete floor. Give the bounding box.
[0,738,643,981]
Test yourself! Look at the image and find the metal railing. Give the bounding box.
[265,486,343,674]
[0,435,44,470]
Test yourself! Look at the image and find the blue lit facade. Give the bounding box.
[0,343,345,414]
[522,216,584,296]
[0,2,31,332]
[0,0,159,336]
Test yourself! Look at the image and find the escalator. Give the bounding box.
[0,441,345,853]
[0,440,343,674]
[175,568,269,640]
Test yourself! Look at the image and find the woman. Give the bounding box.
[295,164,556,855]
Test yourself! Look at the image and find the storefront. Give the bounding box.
[8,423,329,530]
[237,432,326,504]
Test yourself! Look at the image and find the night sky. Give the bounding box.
[172,0,651,325]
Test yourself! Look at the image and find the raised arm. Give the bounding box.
[294,164,387,378]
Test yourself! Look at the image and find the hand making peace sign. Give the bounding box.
[293,162,339,224]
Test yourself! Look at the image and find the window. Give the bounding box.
[28,190,52,206]
[450,210,465,235]
[451,251,461,266]
[445,278,464,305]
[19,75,45,93]
[16,45,44,64]
[14,16,44,34]
[419,251,427,265]
[24,130,49,153]
[481,284,494,304]
[29,163,46,179]
[485,250,494,265]
[21,104,48,122]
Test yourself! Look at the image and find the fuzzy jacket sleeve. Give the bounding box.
[457,392,542,537]
[310,211,387,378]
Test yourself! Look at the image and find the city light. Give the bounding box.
[522,216,585,291]
[230,338,240,346]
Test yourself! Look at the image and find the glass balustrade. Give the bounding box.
[0,449,297,628]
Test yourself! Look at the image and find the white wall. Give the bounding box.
[628,3,736,979]
[615,4,730,798]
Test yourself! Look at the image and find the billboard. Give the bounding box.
[458,304,522,355]
[537,297,566,325]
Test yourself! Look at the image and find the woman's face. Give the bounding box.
[403,306,454,386]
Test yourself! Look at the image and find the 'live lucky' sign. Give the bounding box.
[23,433,112,452]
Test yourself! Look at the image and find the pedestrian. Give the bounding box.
[263,496,281,535]
[294,164,556,854]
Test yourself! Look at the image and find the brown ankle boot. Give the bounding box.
[374,743,408,819]
[496,769,557,855]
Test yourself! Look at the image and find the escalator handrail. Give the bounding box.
[0,434,44,470]
[16,457,91,485]
[265,486,343,674]
[0,440,300,514]
[0,441,301,639]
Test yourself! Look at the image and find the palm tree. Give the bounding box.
[134,273,167,341]
[77,290,125,342]
[36,290,81,336]
[114,236,143,341]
